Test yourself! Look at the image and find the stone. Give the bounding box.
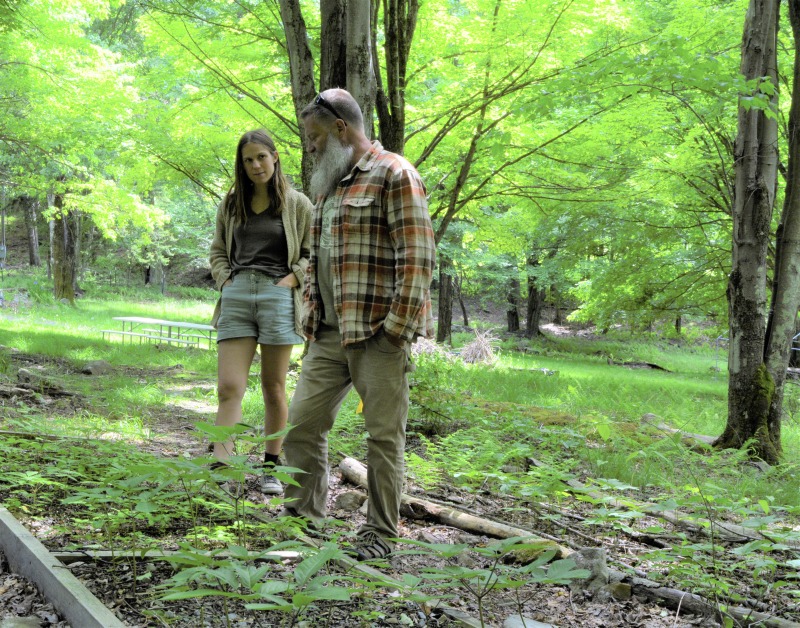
[441,607,483,627]
[503,616,557,628]
[568,547,610,594]
[333,491,367,511]
[81,360,112,376]
[595,582,632,601]
[417,530,445,544]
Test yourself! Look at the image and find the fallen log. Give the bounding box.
[650,421,716,446]
[340,459,799,625]
[607,359,671,371]
[338,457,573,558]
[620,573,800,628]
[527,457,800,548]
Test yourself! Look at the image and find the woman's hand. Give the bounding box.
[276,273,298,288]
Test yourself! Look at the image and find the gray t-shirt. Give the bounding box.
[231,206,290,278]
[318,195,339,329]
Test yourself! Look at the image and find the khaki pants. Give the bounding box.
[284,325,409,538]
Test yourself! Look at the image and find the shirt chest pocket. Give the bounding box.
[341,195,380,232]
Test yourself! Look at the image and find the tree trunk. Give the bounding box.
[507,277,520,332]
[280,0,379,187]
[72,210,82,294]
[346,0,375,139]
[760,0,800,459]
[454,275,469,326]
[526,258,546,337]
[716,0,781,463]
[374,0,419,153]
[319,0,347,90]
[18,196,41,266]
[51,193,77,304]
[526,283,546,338]
[436,257,453,344]
[46,192,54,281]
[278,0,317,192]
[150,262,166,295]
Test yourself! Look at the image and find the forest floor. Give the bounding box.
[0,304,794,627]
[0,368,726,627]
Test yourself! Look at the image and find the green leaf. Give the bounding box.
[294,543,341,587]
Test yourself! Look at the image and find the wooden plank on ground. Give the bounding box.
[0,506,125,628]
[52,549,301,564]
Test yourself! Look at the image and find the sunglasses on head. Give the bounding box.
[314,93,345,121]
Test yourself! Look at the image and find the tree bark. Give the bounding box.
[454,275,469,326]
[346,0,375,139]
[790,315,800,367]
[717,0,781,463]
[759,0,800,460]
[280,0,379,187]
[18,196,41,266]
[46,192,54,281]
[278,0,317,192]
[526,258,546,337]
[319,0,347,90]
[507,276,520,332]
[436,257,453,344]
[374,0,419,153]
[51,193,77,304]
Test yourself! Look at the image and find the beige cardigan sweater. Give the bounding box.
[209,187,314,335]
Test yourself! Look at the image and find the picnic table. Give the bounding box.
[101,316,217,349]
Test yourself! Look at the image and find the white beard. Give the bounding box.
[309,133,354,199]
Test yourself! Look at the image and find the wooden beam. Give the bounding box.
[51,549,301,564]
[0,506,125,628]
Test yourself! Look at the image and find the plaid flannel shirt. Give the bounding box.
[303,141,436,345]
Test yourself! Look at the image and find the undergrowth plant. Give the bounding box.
[396,538,590,627]
[3,294,800,623]
[157,541,355,627]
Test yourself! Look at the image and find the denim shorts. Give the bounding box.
[216,270,303,345]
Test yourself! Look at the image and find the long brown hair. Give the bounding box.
[226,129,289,224]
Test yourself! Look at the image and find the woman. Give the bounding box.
[209,129,313,495]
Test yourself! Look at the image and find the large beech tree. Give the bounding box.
[717,0,800,463]
[279,0,417,156]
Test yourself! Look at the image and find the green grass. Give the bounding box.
[3,281,800,619]
[411,329,800,514]
[451,338,728,435]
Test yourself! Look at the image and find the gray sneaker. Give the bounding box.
[259,472,283,495]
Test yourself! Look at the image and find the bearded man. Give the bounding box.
[281,88,436,561]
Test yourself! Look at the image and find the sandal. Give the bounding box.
[348,532,393,561]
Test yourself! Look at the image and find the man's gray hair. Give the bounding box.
[300,89,365,132]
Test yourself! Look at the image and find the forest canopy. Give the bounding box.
[0,0,760,331]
